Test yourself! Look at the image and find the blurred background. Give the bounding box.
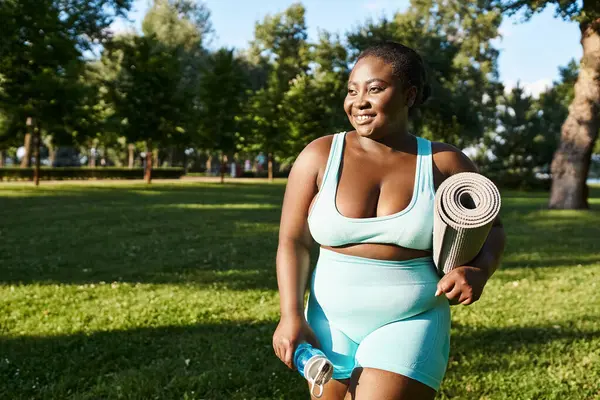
[1,0,598,193]
[1,1,599,399]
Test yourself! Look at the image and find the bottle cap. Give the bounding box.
[304,356,333,398]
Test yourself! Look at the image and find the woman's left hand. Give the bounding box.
[435,266,489,305]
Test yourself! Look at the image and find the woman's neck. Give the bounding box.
[355,127,414,155]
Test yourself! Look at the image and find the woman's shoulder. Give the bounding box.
[291,133,340,175]
[430,140,478,176]
[295,134,338,164]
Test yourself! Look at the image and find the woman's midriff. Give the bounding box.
[322,243,432,262]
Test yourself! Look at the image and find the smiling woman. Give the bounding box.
[272,41,506,400]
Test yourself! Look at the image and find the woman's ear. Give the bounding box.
[406,86,417,108]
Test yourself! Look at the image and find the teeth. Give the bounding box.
[356,115,373,121]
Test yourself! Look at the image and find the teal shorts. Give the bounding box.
[305,248,451,391]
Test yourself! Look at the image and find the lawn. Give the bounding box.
[0,181,599,400]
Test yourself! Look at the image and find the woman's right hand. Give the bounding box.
[272,314,320,370]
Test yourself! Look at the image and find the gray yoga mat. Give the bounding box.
[433,172,501,276]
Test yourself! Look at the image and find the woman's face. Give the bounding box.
[344,56,415,139]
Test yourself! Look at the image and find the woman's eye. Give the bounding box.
[369,86,383,93]
[347,88,357,95]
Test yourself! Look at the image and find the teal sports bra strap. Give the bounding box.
[416,137,435,194]
[320,132,345,195]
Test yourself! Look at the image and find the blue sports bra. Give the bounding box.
[307,131,436,251]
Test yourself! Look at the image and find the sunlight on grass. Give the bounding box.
[1,182,599,399]
[0,282,279,338]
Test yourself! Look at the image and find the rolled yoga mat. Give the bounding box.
[433,172,501,276]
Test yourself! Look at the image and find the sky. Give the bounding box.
[110,0,582,98]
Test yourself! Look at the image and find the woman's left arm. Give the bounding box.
[432,142,507,305]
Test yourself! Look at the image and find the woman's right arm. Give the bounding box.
[272,137,330,369]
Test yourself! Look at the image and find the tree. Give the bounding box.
[535,60,579,171]
[141,0,212,167]
[142,0,212,50]
[346,0,504,148]
[494,0,600,208]
[0,111,19,167]
[196,48,249,183]
[101,0,211,182]
[242,3,310,180]
[104,34,191,183]
[280,32,350,160]
[0,0,132,184]
[482,84,545,185]
[476,61,579,188]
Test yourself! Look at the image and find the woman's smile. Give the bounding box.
[354,113,376,124]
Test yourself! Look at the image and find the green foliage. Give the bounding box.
[104,34,192,148]
[240,3,311,158]
[279,33,350,160]
[535,59,578,161]
[494,0,600,23]
[196,48,249,154]
[346,0,504,147]
[142,0,212,51]
[0,0,132,146]
[1,0,591,178]
[477,60,579,188]
[0,167,184,181]
[0,182,599,399]
[249,2,310,89]
[0,111,20,149]
[485,85,547,180]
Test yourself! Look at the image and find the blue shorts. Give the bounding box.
[305,248,451,391]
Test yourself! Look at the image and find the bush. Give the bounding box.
[0,167,185,181]
[484,171,552,191]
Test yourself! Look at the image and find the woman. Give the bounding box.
[272,41,506,399]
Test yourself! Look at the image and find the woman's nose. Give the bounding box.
[355,91,370,109]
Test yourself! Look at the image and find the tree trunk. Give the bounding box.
[220,153,225,184]
[145,140,153,184]
[153,148,159,168]
[0,149,5,168]
[48,144,56,167]
[33,125,41,186]
[100,146,107,167]
[549,16,600,209]
[268,152,273,182]
[128,144,135,168]
[206,153,212,174]
[20,117,33,168]
[89,146,96,168]
[168,147,174,167]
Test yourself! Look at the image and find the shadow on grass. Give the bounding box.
[0,183,288,288]
[0,321,303,400]
[1,320,598,400]
[451,321,600,358]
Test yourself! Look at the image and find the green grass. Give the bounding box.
[0,182,599,400]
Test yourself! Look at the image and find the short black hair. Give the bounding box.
[357,41,431,108]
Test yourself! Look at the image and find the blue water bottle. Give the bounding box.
[293,342,333,398]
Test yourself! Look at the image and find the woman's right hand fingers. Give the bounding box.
[282,339,294,369]
[274,337,295,369]
[273,316,306,369]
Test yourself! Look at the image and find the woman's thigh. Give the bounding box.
[344,368,436,400]
[354,303,451,391]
